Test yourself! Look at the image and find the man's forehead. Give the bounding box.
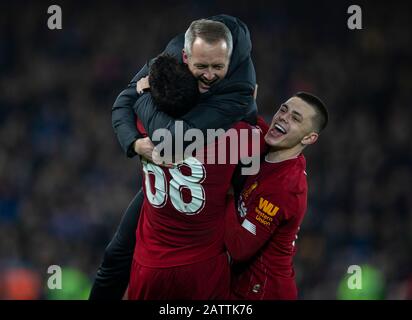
[191,38,229,61]
[190,55,229,65]
[192,37,228,50]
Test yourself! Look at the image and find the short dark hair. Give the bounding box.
[294,91,328,133]
[149,54,199,118]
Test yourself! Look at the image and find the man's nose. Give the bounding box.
[278,114,288,123]
[203,70,215,81]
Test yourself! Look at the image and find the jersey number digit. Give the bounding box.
[142,157,206,215]
[142,160,167,207]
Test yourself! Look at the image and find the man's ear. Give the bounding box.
[182,49,189,64]
[301,132,319,146]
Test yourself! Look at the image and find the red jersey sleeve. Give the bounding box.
[224,189,297,262]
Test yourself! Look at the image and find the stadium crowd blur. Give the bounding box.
[1,1,411,299]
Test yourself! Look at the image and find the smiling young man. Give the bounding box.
[224,92,328,300]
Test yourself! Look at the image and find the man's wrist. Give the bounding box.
[126,140,138,158]
[127,136,144,158]
[133,139,140,154]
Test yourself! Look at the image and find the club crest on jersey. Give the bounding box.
[242,182,258,200]
[238,199,247,218]
[258,197,279,217]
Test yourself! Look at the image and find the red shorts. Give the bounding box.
[128,253,231,300]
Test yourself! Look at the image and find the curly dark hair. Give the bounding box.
[149,54,199,118]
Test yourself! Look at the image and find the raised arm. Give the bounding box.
[111,64,149,158]
[111,32,184,158]
[134,78,256,148]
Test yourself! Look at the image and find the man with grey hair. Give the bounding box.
[90,15,258,300]
[182,19,233,93]
[184,19,233,58]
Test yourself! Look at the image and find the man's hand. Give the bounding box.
[136,76,150,94]
[133,137,156,161]
[133,137,172,167]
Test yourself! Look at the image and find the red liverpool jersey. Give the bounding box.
[134,121,265,268]
[225,153,308,299]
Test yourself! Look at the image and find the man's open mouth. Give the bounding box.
[199,78,219,87]
[274,123,287,134]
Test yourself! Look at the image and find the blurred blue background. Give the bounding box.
[0,0,411,299]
